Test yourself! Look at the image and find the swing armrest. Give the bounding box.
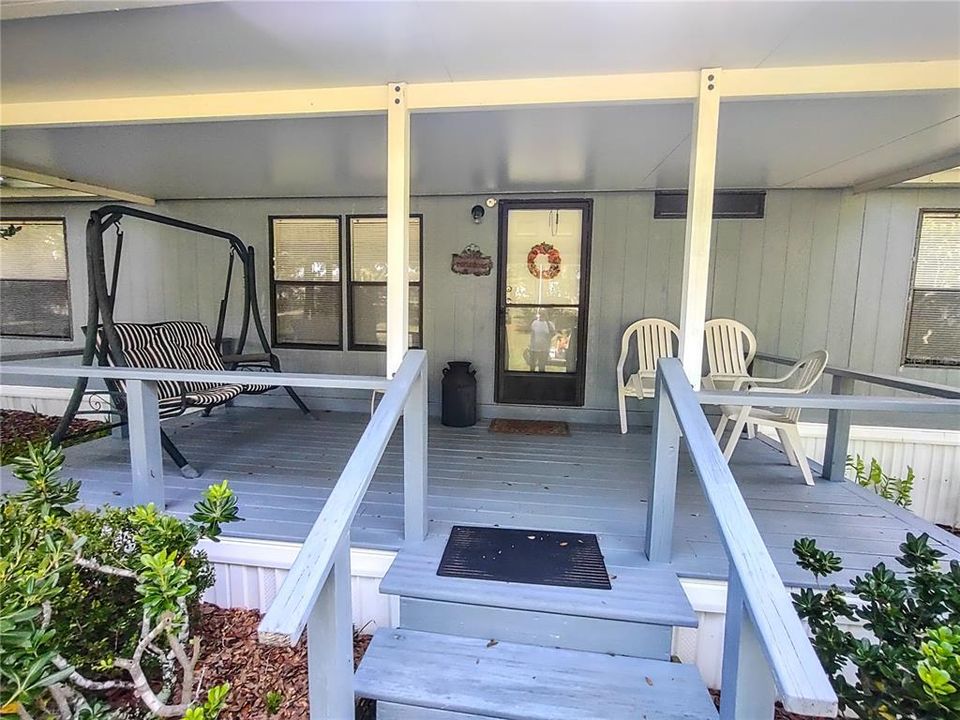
[222,353,275,365]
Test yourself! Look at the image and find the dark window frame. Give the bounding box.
[901,207,960,368]
[494,198,594,407]
[268,214,344,350]
[0,216,73,340]
[345,213,424,352]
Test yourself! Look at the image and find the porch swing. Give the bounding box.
[52,205,314,478]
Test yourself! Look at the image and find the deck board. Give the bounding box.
[2,407,957,588]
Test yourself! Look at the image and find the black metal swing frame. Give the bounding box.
[52,205,314,478]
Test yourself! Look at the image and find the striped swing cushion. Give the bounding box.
[98,321,272,418]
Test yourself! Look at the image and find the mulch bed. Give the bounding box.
[938,523,960,538]
[92,604,833,718]
[488,418,570,436]
[0,408,108,464]
[188,604,373,720]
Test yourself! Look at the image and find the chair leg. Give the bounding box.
[618,392,628,434]
[723,408,750,461]
[785,426,815,486]
[160,429,200,479]
[776,429,799,466]
[284,386,316,419]
[714,415,729,442]
[746,422,756,439]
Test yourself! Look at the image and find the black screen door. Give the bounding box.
[495,199,593,406]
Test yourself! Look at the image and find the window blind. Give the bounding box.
[273,217,341,282]
[347,215,423,349]
[270,217,342,347]
[349,217,421,282]
[0,219,71,338]
[903,210,960,367]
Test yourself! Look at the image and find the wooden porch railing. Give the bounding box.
[649,357,960,719]
[754,351,960,481]
[0,361,403,508]
[650,358,837,718]
[3,351,429,719]
[255,350,427,718]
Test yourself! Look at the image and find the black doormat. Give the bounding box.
[437,525,611,590]
[488,419,570,436]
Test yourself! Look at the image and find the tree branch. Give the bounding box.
[45,683,73,720]
[114,613,191,718]
[74,555,138,580]
[53,655,134,691]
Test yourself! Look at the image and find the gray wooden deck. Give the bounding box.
[3,406,958,588]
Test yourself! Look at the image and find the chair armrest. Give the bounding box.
[705,373,752,392]
[747,385,806,395]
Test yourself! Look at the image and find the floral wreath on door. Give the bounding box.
[526,242,562,279]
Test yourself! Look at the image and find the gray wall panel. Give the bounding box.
[3,187,958,425]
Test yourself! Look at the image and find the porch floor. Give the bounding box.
[3,407,958,588]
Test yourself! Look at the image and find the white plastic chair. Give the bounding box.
[703,318,758,390]
[616,318,680,434]
[715,350,829,486]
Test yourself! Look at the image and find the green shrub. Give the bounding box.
[0,441,239,719]
[793,533,960,719]
[848,455,915,508]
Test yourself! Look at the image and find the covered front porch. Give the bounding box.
[7,404,956,590]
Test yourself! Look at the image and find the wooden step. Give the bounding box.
[380,534,697,628]
[354,628,719,720]
[398,596,674,659]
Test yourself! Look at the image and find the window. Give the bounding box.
[270,216,342,348]
[903,209,960,367]
[0,218,71,339]
[347,215,422,350]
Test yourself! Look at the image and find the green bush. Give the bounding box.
[51,505,215,677]
[0,441,239,719]
[793,533,960,719]
[848,454,915,508]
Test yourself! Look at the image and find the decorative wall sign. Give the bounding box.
[526,242,562,279]
[451,244,493,276]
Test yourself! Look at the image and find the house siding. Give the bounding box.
[2,187,958,427]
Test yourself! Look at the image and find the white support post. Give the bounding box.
[645,372,681,563]
[125,379,164,508]
[720,572,777,720]
[677,68,721,388]
[306,536,354,720]
[403,360,429,543]
[386,82,411,377]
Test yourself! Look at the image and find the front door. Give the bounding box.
[495,199,593,406]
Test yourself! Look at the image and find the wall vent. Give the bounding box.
[654,191,766,219]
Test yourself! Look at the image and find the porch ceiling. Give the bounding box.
[1,1,958,198]
[2,1,958,102]
[1,91,958,197]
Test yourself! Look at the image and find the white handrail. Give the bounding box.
[652,359,838,718]
[697,390,959,413]
[755,351,960,399]
[2,351,430,720]
[0,364,391,391]
[253,349,428,719]
[258,350,426,646]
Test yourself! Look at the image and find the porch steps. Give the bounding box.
[376,534,697,658]
[354,628,718,720]
[355,531,717,719]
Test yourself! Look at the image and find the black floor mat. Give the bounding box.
[436,525,612,590]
